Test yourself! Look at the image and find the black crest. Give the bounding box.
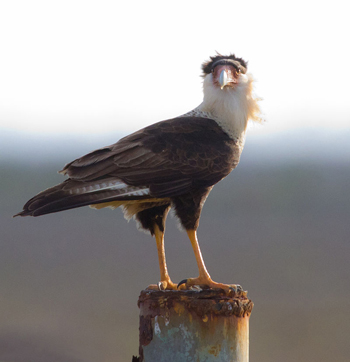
[202,53,248,76]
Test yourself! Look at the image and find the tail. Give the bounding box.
[14,177,151,217]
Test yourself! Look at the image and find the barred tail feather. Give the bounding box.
[14,178,150,217]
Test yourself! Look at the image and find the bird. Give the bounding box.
[14,53,262,291]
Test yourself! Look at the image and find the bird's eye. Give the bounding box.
[211,68,215,73]
[237,68,241,74]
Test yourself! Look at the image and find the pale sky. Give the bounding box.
[0,0,349,139]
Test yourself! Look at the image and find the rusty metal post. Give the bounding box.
[136,288,253,362]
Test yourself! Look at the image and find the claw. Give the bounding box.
[147,279,178,291]
[229,284,242,293]
[177,279,188,288]
[177,277,243,292]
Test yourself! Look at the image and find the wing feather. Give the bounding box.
[16,117,240,216]
[61,117,239,197]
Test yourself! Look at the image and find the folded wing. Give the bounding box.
[15,117,239,217]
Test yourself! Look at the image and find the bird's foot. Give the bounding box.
[146,279,179,291]
[177,276,242,293]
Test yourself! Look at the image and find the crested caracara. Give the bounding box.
[15,54,262,291]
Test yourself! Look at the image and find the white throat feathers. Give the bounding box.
[193,73,262,140]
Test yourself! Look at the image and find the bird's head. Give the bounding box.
[202,54,248,90]
[199,53,263,136]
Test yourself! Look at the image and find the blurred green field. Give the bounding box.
[1,155,349,362]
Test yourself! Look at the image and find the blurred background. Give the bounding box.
[1,1,349,361]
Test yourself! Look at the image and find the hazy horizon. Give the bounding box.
[2,126,350,168]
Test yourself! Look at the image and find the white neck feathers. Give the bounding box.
[195,73,262,140]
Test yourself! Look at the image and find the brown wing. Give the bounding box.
[15,117,241,217]
[61,117,240,197]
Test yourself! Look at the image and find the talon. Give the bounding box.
[229,284,242,292]
[146,284,160,291]
[147,279,178,291]
[227,284,244,296]
[177,275,242,292]
[177,279,188,288]
[229,285,238,293]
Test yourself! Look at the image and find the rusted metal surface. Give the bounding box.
[136,289,253,362]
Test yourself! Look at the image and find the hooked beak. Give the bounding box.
[218,68,238,89]
[219,69,228,89]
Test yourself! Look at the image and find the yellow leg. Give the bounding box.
[187,229,211,280]
[178,230,240,291]
[147,224,178,290]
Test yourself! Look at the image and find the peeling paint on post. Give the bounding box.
[136,289,253,362]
